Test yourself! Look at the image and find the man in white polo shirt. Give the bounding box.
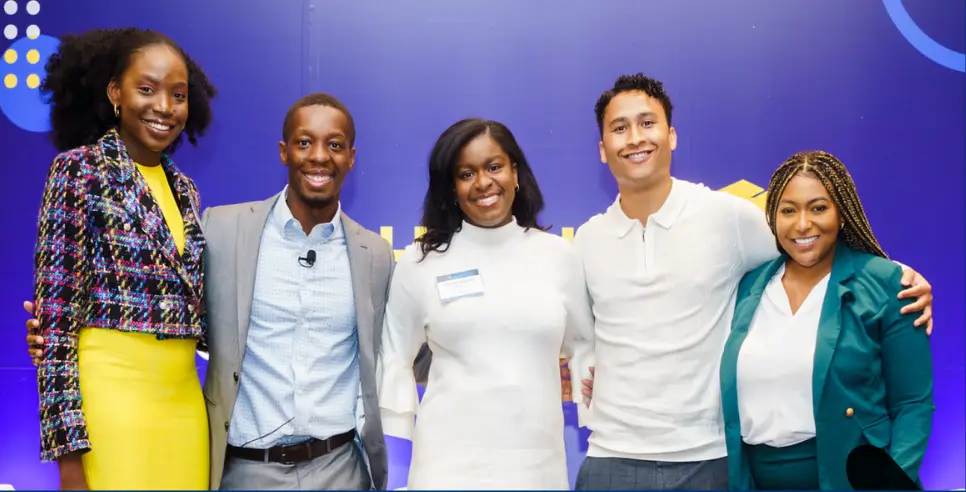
[571,73,934,490]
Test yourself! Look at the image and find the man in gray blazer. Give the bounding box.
[24,92,429,490]
[202,196,392,490]
[202,92,432,490]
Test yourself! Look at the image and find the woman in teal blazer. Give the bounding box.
[719,151,934,490]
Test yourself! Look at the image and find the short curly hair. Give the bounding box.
[40,28,217,152]
[594,73,673,136]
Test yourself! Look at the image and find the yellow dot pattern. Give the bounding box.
[3,48,15,64]
[26,49,39,64]
[4,73,16,88]
[26,73,39,88]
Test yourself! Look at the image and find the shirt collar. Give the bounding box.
[272,185,344,242]
[606,177,688,238]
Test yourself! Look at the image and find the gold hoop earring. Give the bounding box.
[113,104,120,118]
[515,183,520,191]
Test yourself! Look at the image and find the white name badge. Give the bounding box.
[436,269,485,303]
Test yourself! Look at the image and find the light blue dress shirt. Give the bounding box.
[228,189,360,448]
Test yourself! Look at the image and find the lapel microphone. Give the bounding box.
[298,249,317,268]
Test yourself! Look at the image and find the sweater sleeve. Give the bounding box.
[376,246,428,440]
[559,244,596,428]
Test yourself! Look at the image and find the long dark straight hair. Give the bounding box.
[416,118,547,260]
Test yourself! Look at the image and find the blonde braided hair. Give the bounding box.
[764,150,887,259]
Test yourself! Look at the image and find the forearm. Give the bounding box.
[888,404,934,482]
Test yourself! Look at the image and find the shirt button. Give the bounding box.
[123,223,131,232]
[846,408,854,417]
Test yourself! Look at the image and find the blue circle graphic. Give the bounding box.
[0,34,60,132]
[883,0,965,73]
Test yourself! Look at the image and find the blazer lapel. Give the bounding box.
[720,257,783,429]
[343,213,374,369]
[166,159,206,294]
[811,244,856,415]
[100,130,197,295]
[235,194,277,360]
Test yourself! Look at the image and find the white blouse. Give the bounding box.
[377,218,595,490]
[736,264,831,447]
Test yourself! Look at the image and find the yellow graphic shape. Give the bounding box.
[719,179,768,210]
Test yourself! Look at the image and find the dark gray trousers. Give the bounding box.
[219,441,372,491]
[575,456,729,490]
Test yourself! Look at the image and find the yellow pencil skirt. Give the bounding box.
[77,327,209,490]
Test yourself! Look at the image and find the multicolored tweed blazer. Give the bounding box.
[33,128,206,461]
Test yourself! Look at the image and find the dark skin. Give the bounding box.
[24,104,356,489]
[775,174,843,314]
[39,42,192,491]
[453,134,518,228]
[24,104,356,355]
[107,44,190,167]
[280,104,355,233]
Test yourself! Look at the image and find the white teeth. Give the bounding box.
[626,151,651,159]
[476,195,499,206]
[305,174,332,184]
[143,120,172,131]
[793,236,818,245]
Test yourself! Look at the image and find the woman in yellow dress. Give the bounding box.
[31,28,217,489]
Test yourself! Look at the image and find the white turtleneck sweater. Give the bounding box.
[377,218,595,490]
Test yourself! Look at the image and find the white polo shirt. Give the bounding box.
[573,178,777,462]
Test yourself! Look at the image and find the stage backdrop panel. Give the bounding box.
[0,1,961,490]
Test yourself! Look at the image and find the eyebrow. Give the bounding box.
[457,155,506,169]
[609,112,658,126]
[780,196,830,205]
[139,74,188,87]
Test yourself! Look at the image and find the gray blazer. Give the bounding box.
[199,192,429,490]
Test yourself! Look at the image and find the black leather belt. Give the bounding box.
[226,430,355,464]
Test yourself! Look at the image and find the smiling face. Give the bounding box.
[453,133,518,228]
[598,90,677,191]
[774,172,843,271]
[279,104,355,212]
[107,43,189,165]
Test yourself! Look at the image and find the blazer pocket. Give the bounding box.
[203,392,217,407]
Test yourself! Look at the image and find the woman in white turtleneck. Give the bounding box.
[376,118,595,490]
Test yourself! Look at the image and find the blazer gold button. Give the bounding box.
[233,372,239,383]
[846,408,854,417]
[224,421,229,430]
[123,223,131,231]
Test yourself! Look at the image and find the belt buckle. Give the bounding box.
[279,447,295,465]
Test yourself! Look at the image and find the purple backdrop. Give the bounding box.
[0,1,962,489]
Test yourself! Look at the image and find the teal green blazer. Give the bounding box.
[720,244,934,490]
